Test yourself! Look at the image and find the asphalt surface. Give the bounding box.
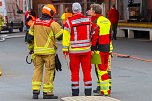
[0,31,152,101]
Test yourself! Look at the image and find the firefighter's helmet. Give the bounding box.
[42,4,56,17]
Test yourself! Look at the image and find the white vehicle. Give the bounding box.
[0,0,23,33]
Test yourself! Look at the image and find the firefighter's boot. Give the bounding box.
[85,88,92,96]
[93,86,100,93]
[43,92,58,99]
[72,89,79,96]
[32,90,40,99]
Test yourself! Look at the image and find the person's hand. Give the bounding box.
[63,51,69,59]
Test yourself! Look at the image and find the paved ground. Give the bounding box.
[0,31,152,101]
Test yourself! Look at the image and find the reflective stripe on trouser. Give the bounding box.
[84,81,92,96]
[71,81,79,96]
[84,81,92,89]
[32,54,55,93]
[95,52,110,95]
[69,51,92,89]
[108,54,112,90]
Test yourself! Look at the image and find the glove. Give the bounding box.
[29,50,34,54]
[55,54,62,71]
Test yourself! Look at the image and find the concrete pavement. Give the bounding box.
[0,32,152,101]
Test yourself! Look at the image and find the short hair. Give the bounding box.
[90,4,102,14]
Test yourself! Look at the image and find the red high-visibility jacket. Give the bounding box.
[62,13,91,53]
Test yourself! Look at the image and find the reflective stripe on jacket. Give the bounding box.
[29,18,62,55]
[62,13,91,53]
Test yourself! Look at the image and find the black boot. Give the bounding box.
[43,92,58,99]
[72,89,79,96]
[32,90,40,99]
[93,86,100,93]
[85,88,92,96]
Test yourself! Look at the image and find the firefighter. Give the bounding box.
[62,2,92,96]
[61,7,72,25]
[0,14,5,33]
[25,9,36,42]
[27,4,63,99]
[90,4,111,96]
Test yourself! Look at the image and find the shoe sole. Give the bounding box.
[43,96,58,99]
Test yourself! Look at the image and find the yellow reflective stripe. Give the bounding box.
[55,29,63,38]
[62,48,69,52]
[32,82,42,90]
[97,16,111,35]
[100,80,109,85]
[101,86,109,90]
[97,70,107,75]
[100,80,109,91]
[69,46,90,51]
[28,44,34,50]
[34,47,55,54]
[62,46,69,52]
[31,54,35,60]
[110,41,113,52]
[45,31,54,48]
[29,29,34,36]
[43,84,52,88]
[43,84,53,93]
[69,48,91,53]
[32,82,42,85]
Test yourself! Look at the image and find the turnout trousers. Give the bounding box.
[32,54,55,94]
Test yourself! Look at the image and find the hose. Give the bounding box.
[113,52,152,62]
